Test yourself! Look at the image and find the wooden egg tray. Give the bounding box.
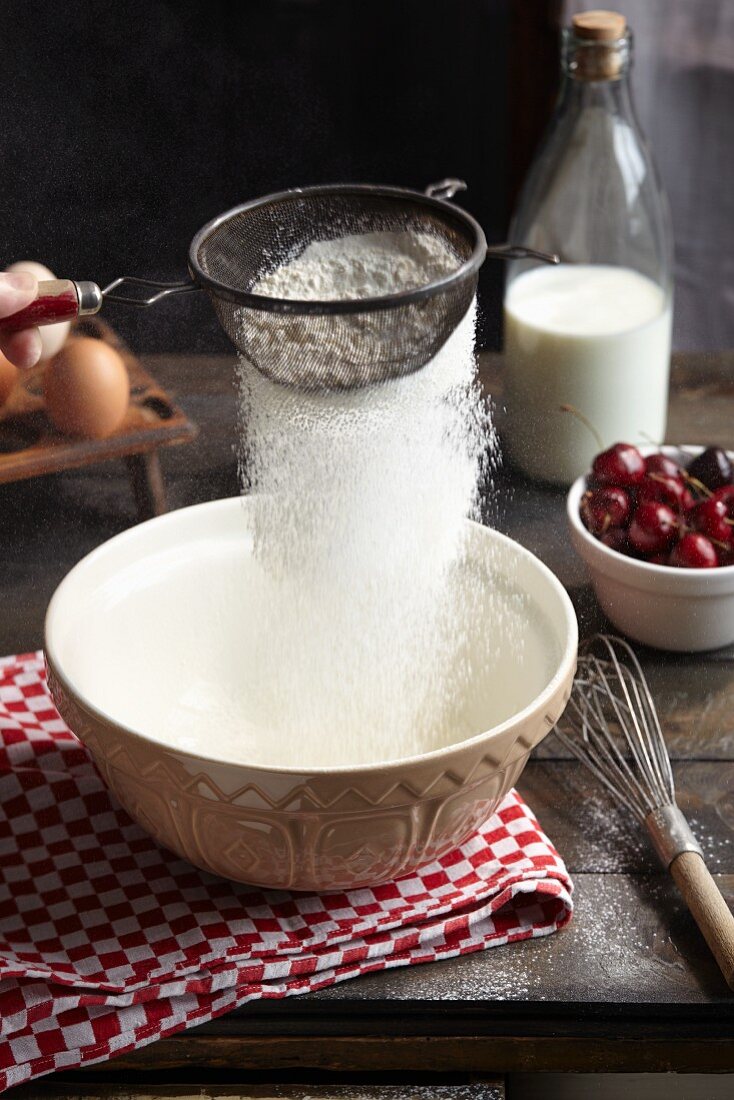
[0,317,197,519]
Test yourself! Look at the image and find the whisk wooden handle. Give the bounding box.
[669,850,734,990]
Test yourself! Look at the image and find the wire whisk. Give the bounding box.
[557,634,734,990]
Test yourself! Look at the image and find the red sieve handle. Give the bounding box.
[0,279,102,332]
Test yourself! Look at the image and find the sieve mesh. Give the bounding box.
[188,185,486,391]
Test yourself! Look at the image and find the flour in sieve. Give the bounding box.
[234,230,503,767]
[242,230,463,389]
[254,230,460,299]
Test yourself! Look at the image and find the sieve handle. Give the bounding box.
[0,279,102,333]
[102,277,200,306]
[0,275,199,333]
[486,243,560,264]
[425,178,468,201]
[423,181,559,265]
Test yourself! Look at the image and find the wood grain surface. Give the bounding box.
[13,1084,505,1100]
[2,349,733,1083]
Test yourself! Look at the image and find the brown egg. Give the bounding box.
[44,338,129,439]
[0,352,19,407]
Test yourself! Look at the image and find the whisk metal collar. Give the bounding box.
[645,805,704,868]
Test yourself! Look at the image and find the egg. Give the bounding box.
[44,338,129,439]
[0,352,18,407]
[6,260,71,360]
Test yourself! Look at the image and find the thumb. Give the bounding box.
[0,271,38,319]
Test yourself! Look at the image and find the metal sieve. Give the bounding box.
[0,179,557,391]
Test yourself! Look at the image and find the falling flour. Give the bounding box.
[234,229,499,767]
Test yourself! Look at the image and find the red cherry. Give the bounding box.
[689,499,732,545]
[638,474,692,513]
[600,527,629,554]
[628,501,678,554]
[712,485,734,520]
[644,552,670,565]
[645,452,682,479]
[670,532,718,568]
[591,443,645,488]
[581,487,631,535]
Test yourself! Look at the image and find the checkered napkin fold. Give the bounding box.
[0,652,573,1093]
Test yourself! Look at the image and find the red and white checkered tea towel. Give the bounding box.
[0,652,572,1092]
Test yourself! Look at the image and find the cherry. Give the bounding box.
[644,552,670,566]
[628,501,678,554]
[712,485,734,520]
[670,532,718,569]
[600,527,629,554]
[689,499,732,545]
[591,443,645,488]
[638,473,693,514]
[581,487,631,534]
[687,447,733,492]
[645,452,682,479]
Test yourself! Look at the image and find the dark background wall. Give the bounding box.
[1,1,729,356]
[0,0,530,354]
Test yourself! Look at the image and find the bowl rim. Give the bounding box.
[45,496,578,777]
[567,443,734,582]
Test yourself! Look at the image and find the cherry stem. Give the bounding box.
[679,522,729,551]
[559,404,604,452]
[648,472,677,486]
[639,431,664,447]
[681,472,713,498]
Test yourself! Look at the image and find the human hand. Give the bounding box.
[0,272,42,367]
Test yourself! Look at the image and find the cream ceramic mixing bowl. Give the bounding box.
[45,497,577,891]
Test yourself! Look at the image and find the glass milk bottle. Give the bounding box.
[503,9,673,485]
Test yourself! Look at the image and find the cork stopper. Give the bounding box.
[572,10,627,42]
[570,10,627,80]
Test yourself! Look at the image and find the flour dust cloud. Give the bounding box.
[235,229,502,767]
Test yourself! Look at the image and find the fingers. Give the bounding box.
[1,327,43,369]
[0,271,42,368]
[0,271,38,318]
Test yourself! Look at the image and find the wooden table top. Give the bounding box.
[3,349,733,1090]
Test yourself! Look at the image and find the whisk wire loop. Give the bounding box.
[559,684,654,820]
[556,635,676,821]
[595,658,669,814]
[607,637,674,798]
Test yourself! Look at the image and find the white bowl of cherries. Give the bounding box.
[567,443,734,652]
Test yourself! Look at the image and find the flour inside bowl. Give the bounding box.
[221,227,515,767]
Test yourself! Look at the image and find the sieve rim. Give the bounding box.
[187,182,487,316]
